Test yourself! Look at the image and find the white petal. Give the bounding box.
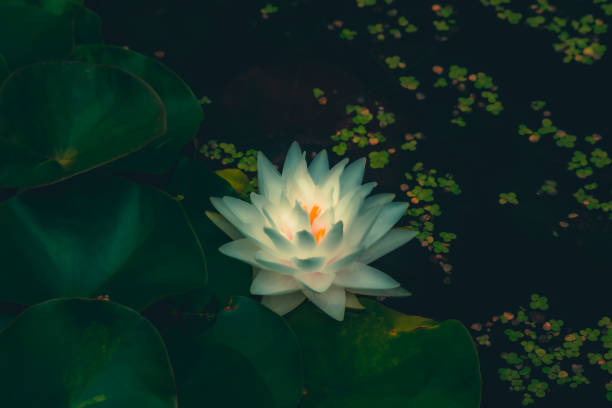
[295,230,316,250]
[337,182,377,225]
[251,269,301,295]
[345,293,365,310]
[292,256,325,272]
[319,158,349,204]
[282,141,303,179]
[359,228,418,264]
[363,201,408,248]
[204,211,243,240]
[303,286,346,321]
[264,227,293,252]
[324,247,364,274]
[347,287,411,297]
[262,292,306,316]
[339,157,366,198]
[218,239,261,267]
[257,151,284,203]
[249,192,272,213]
[210,196,243,229]
[344,204,382,248]
[308,149,329,184]
[362,193,395,212]
[222,196,264,225]
[318,221,343,253]
[254,250,297,275]
[295,271,335,293]
[333,262,399,289]
[291,203,311,231]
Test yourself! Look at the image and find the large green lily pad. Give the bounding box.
[73,45,203,174]
[0,0,102,45]
[166,158,251,306]
[0,61,166,189]
[287,299,482,408]
[0,54,7,84]
[0,4,73,69]
[0,298,177,408]
[0,172,206,310]
[163,296,303,408]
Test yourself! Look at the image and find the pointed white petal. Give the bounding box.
[334,262,399,289]
[319,221,343,253]
[347,287,411,297]
[363,202,409,248]
[339,157,366,198]
[249,192,272,213]
[308,149,329,184]
[295,271,335,293]
[319,158,349,204]
[251,269,301,295]
[345,293,366,310]
[261,292,306,316]
[359,228,418,264]
[210,196,243,229]
[264,227,294,252]
[218,239,261,267]
[303,286,346,321]
[222,196,264,225]
[205,211,243,240]
[295,230,316,250]
[362,193,395,211]
[344,204,382,248]
[325,247,364,274]
[257,151,284,203]
[282,141,302,178]
[291,203,311,231]
[292,256,325,272]
[337,182,377,225]
[254,250,297,275]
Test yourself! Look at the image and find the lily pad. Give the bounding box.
[0,172,206,310]
[1,0,102,45]
[163,296,303,408]
[0,54,7,84]
[0,61,166,189]
[166,158,251,305]
[287,299,481,407]
[0,4,73,69]
[0,298,177,408]
[72,45,203,174]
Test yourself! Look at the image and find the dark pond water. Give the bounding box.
[85,0,611,406]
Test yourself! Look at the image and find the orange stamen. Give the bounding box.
[314,228,326,244]
[309,205,322,225]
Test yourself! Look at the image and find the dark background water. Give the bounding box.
[84,0,611,406]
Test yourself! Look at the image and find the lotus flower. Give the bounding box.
[207,141,417,321]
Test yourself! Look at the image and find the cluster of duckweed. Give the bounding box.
[519,101,612,224]
[330,102,401,169]
[401,162,461,283]
[199,140,259,198]
[431,3,458,35]
[260,3,278,19]
[331,0,433,42]
[480,0,609,64]
[471,294,612,405]
[498,192,519,205]
[430,65,503,127]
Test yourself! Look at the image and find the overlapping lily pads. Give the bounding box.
[0,61,166,189]
[166,158,252,305]
[0,4,73,69]
[162,296,303,408]
[0,298,177,408]
[72,45,203,174]
[288,299,481,407]
[0,172,206,310]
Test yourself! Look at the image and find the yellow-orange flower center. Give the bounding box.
[303,204,326,244]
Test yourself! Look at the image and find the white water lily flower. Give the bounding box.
[207,141,417,321]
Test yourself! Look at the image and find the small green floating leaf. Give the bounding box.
[0,172,207,310]
[0,298,177,408]
[288,299,481,408]
[0,61,166,189]
[72,45,203,174]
